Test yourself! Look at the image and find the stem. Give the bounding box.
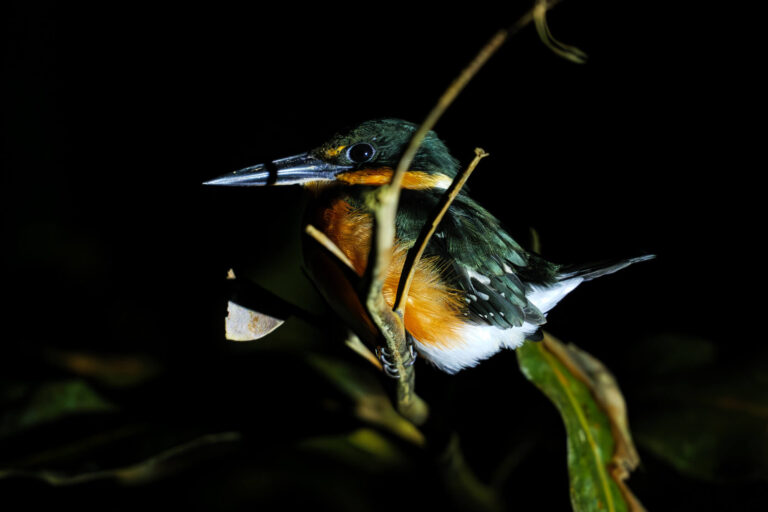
[305,224,356,272]
[360,30,511,425]
[394,148,489,315]
[309,1,568,425]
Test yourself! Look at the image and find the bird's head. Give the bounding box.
[204,119,461,191]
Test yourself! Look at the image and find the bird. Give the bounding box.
[204,119,654,375]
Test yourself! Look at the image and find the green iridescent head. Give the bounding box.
[315,118,461,177]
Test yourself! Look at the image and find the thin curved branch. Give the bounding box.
[360,30,510,426]
[394,148,489,315]
[533,0,587,64]
[305,0,575,425]
[305,224,356,272]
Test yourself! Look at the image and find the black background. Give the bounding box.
[2,0,760,510]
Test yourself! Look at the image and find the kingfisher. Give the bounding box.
[205,119,653,375]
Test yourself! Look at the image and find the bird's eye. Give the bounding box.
[347,143,376,163]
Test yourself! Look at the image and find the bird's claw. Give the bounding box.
[376,337,418,379]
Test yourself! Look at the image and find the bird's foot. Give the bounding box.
[376,335,418,379]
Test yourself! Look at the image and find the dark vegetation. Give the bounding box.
[3,1,762,510]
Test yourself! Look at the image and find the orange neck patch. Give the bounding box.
[335,168,452,190]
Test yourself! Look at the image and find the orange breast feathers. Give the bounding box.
[317,199,467,348]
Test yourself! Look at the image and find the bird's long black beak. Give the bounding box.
[203,153,353,187]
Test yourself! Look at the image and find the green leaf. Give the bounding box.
[0,431,242,485]
[440,433,504,512]
[629,334,768,482]
[306,355,424,446]
[517,334,644,512]
[0,379,116,438]
[298,428,408,472]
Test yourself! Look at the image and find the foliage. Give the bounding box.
[517,334,644,512]
[4,282,767,512]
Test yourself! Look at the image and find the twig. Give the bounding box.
[345,331,383,370]
[361,25,515,426]
[305,224,356,272]
[304,225,382,369]
[394,148,489,315]
[389,30,508,193]
[304,0,573,425]
[360,1,571,424]
[533,0,587,64]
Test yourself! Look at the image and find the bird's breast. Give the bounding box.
[303,196,468,350]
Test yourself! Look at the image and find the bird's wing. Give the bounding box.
[453,262,544,329]
[394,191,559,330]
[433,195,556,330]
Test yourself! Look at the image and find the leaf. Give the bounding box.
[542,339,640,481]
[298,428,408,472]
[629,334,768,482]
[0,431,242,485]
[517,333,645,512]
[43,350,161,387]
[225,300,285,341]
[440,433,504,512]
[224,269,286,341]
[0,379,116,439]
[306,355,424,446]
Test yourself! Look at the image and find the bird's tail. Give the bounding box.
[557,254,656,282]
